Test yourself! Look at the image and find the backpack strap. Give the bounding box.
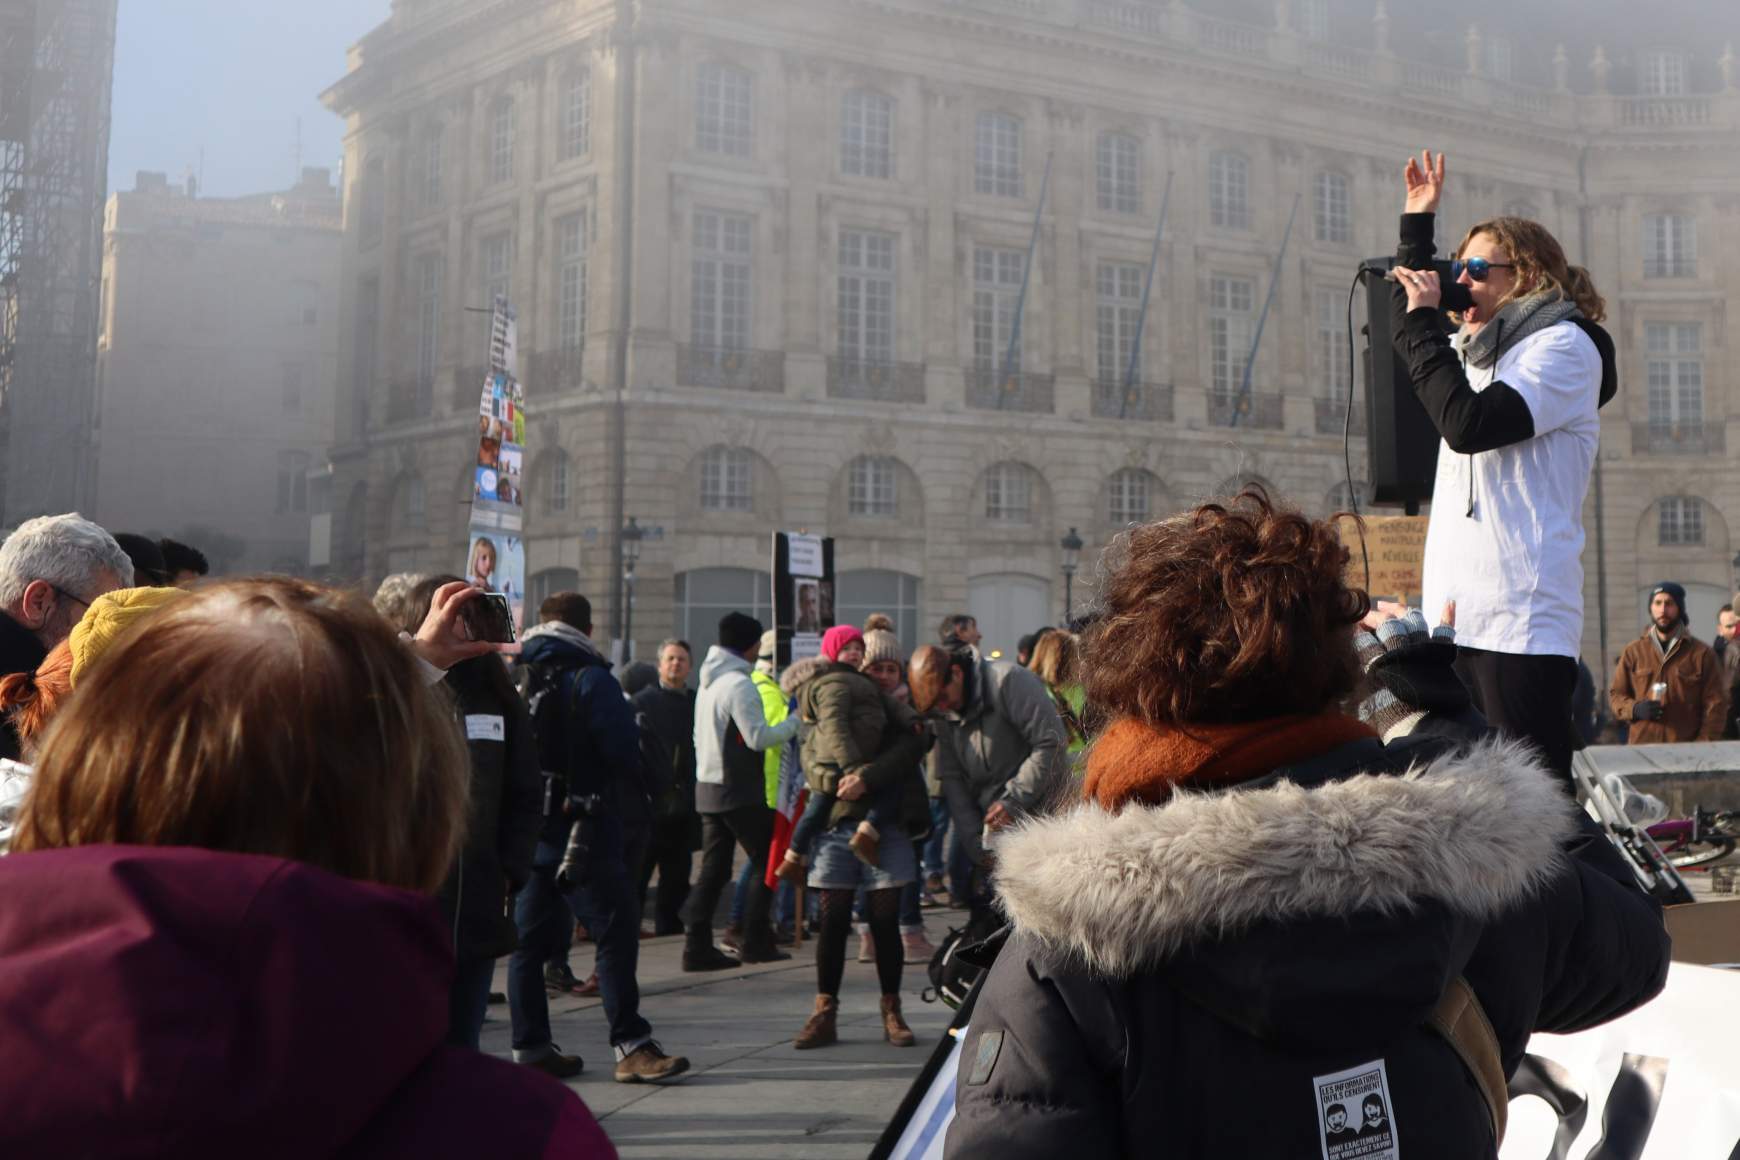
[1427,976,1508,1146]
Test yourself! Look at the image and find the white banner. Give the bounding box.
[886,964,1740,1160]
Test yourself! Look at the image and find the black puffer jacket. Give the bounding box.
[947,733,1670,1159]
[436,659,542,962]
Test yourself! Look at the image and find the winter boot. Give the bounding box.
[901,929,936,964]
[794,994,839,1049]
[881,994,915,1047]
[849,820,882,866]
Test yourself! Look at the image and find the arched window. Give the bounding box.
[836,570,923,652]
[984,461,1036,524]
[1658,496,1705,546]
[1208,151,1250,230]
[674,567,772,646]
[1096,132,1140,214]
[841,89,895,179]
[1313,171,1351,244]
[489,96,516,184]
[696,62,754,157]
[975,112,1023,198]
[699,446,753,511]
[1107,468,1156,526]
[559,67,591,161]
[847,455,899,518]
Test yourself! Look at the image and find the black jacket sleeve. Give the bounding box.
[1391,213,1537,455]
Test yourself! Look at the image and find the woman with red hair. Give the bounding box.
[946,488,1667,1159]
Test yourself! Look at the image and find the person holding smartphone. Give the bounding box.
[1389,150,1617,786]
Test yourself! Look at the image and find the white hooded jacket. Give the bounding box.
[693,645,798,814]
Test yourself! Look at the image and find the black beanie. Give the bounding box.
[1650,582,1689,625]
[719,611,764,653]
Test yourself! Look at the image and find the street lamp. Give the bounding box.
[622,516,644,663]
[1060,526,1083,623]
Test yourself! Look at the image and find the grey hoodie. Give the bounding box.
[693,645,798,814]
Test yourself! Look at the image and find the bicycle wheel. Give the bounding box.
[1669,837,1736,869]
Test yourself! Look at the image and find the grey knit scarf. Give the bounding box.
[1459,290,1582,370]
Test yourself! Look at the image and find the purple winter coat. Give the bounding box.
[0,845,615,1158]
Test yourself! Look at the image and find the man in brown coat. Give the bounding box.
[1611,582,1729,744]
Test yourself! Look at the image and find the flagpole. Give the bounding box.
[1230,191,1300,428]
[1120,170,1174,421]
[999,152,1053,411]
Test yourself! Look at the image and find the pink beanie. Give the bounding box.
[821,625,864,662]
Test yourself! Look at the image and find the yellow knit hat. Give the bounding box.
[68,586,190,687]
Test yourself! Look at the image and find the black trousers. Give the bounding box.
[1453,647,1578,787]
[637,814,696,935]
[680,804,776,956]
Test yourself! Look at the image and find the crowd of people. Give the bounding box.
[0,146,1703,1158]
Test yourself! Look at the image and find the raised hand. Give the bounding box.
[410,580,499,671]
[1403,149,1446,215]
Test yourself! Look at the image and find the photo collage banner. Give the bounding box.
[465,297,528,634]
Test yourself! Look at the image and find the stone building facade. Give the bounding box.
[96,168,341,572]
[323,0,1740,672]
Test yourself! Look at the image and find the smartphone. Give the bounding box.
[465,593,517,644]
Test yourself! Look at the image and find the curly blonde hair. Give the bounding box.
[1455,216,1606,322]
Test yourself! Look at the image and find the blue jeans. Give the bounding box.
[447,955,496,1050]
[508,818,652,1054]
[730,858,796,928]
[923,798,950,878]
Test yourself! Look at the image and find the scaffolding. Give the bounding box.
[0,0,116,524]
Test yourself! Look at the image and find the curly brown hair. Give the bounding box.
[1083,487,1369,726]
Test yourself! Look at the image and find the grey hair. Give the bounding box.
[0,513,134,607]
[371,572,430,628]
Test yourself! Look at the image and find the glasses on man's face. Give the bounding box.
[49,584,90,613]
[1451,256,1516,283]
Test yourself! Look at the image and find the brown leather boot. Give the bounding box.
[793,994,839,1049]
[881,994,915,1047]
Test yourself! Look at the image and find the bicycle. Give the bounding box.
[1645,806,1740,870]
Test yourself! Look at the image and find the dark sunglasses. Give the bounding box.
[1451,257,1515,282]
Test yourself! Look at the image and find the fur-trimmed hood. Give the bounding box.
[995,736,1577,981]
[777,654,833,698]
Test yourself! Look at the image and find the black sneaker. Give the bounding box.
[518,1046,584,1079]
[682,946,743,972]
[737,945,792,965]
[544,963,585,995]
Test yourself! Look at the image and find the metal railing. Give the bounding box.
[1315,396,1365,435]
[1634,421,1725,456]
[965,365,1055,413]
[1210,391,1283,429]
[676,344,786,392]
[1092,377,1174,422]
[826,357,926,403]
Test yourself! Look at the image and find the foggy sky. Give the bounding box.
[108,0,392,199]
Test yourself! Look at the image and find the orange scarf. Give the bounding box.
[1082,713,1378,810]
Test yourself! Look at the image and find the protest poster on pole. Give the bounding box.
[465,296,527,635]
[773,532,834,669]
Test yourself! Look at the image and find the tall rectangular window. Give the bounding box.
[1209,152,1250,230]
[420,126,443,210]
[490,98,516,184]
[700,446,753,511]
[1097,132,1141,214]
[1641,50,1689,96]
[1096,260,1144,384]
[1108,468,1152,525]
[1314,286,1352,402]
[1314,171,1351,244]
[277,451,311,515]
[1485,36,1514,82]
[1208,274,1255,399]
[696,62,754,157]
[556,213,587,354]
[481,233,512,308]
[838,228,896,367]
[282,362,305,413]
[848,456,898,518]
[1644,214,1697,278]
[841,89,894,179]
[972,246,1027,371]
[1646,322,1703,429]
[354,276,380,432]
[1296,0,1330,41]
[692,210,753,352]
[560,68,591,161]
[359,158,384,248]
[975,112,1022,198]
[1659,496,1704,546]
[414,253,443,398]
[985,462,1033,523]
